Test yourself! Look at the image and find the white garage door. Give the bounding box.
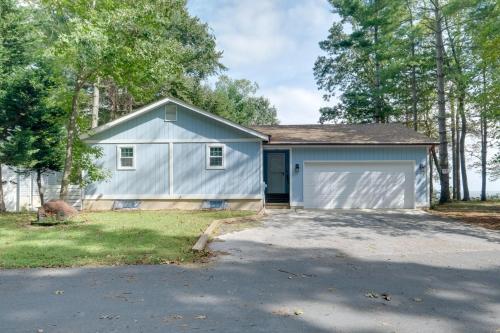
[303,161,415,209]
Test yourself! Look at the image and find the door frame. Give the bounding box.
[263,149,290,203]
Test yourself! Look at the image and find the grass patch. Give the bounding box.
[0,210,253,269]
[430,199,500,230]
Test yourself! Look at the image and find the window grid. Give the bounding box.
[117,145,136,170]
[206,144,225,169]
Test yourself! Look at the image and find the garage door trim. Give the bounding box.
[302,160,416,209]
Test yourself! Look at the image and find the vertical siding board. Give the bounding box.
[87,143,170,196]
[170,142,260,196]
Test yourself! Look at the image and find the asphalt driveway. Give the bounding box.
[1,209,499,333]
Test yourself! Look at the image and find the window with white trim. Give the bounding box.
[206,144,225,169]
[117,145,136,170]
[165,104,177,121]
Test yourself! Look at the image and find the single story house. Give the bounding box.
[82,97,437,211]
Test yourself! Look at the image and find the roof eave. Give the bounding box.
[264,142,439,146]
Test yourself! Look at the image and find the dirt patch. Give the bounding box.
[214,218,263,236]
[430,211,500,230]
[429,200,500,230]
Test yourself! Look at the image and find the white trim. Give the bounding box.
[259,141,264,197]
[169,142,173,195]
[81,97,269,141]
[289,148,293,204]
[264,145,432,149]
[85,138,261,144]
[116,144,136,170]
[303,160,416,164]
[426,146,431,207]
[84,194,262,200]
[290,201,304,207]
[164,104,177,122]
[206,143,226,170]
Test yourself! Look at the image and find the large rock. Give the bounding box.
[39,200,78,221]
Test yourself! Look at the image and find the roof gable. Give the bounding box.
[82,97,269,141]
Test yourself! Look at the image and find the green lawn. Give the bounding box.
[0,210,252,269]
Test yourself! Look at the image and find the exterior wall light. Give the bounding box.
[295,163,300,173]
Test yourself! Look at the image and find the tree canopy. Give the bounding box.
[315,0,499,202]
[0,0,279,206]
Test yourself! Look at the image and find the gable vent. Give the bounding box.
[165,104,177,121]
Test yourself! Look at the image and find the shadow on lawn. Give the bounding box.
[0,222,203,268]
[0,239,499,332]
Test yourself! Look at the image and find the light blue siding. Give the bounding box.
[86,143,169,196]
[84,102,262,198]
[289,147,428,205]
[173,142,261,195]
[89,104,254,141]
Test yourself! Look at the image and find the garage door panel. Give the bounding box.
[303,162,414,209]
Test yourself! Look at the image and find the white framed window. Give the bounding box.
[117,145,136,170]
[206,144,225,169]
[165,104,177,122]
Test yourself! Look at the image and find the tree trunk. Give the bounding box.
[480,113,487,201]
[432,146,442,181]
[458,92,470,200]
[480,69,488,201]
[444,14,469,201]
[411,64,418,131]
[374,25,383,123]
[0,164,5,212]
[91,78,100,128]
[429,149,434,205]
[433,0,450,203]
[408,6,418,131]
[455,109,461,199]
[450,93,458,199]
[36,169,44,206]
[60,83,82,200]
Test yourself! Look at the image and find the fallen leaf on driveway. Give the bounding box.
[412,297,423,302]
[277,269,298,277]
[328,287,336,292]
[365,292,379,298]
[272,308,291,317]
[195,315,207,320]
[162,314,183,322]
[54,290,64,295]
[294,309,304,316]
[99,314,120,320]
[381,293,391,301]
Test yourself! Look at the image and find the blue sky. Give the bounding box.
[188,0,337,124]
[187,0,499,192]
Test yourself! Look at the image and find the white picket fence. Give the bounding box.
[1,165,82,212]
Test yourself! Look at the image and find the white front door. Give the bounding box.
[303,161,415,209]
[267,153,286,193]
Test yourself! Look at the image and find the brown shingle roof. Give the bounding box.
[251,123,438,145]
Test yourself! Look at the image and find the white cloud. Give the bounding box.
[209,1,295,67]
[192,0,333,70]
[262,86,333,125]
